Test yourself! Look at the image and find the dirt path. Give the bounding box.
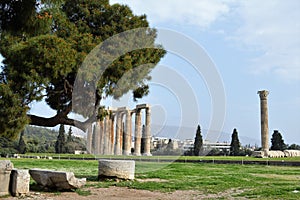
[2,186,247,200]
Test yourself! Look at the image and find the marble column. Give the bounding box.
[114,112,122,155]
[134,109,142,156]
[123,110,132,155]
[95,121,101,155]
[258,90,269,156]
[86,124,93,154]
[103,117,110,155]
[99,120,105,154]
[143,107,152,156]
[120,113,125,153]
[109,115,115,155]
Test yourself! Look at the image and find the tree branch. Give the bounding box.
[28,113,89,132]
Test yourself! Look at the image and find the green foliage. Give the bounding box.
[0,0,36,34]
[67,126,73,142]
[0,84,29,139]
[193,125,203,156]
[0,125,86,155]
[0,0,166,137]
[0,136,18,156]
[55,124,66,153]
[271,130,286,151]
[288,144,300,150]
[230,128,241,156]
[75,189,92,196]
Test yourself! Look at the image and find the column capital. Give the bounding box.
[258,90,269,100]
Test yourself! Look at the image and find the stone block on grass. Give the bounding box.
[0,160,14,196]
[10,169,30,197]
[29,169,86,190]
[98,159,135,180]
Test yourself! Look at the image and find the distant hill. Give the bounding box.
[22,125,86,153]
[24,126,58,143]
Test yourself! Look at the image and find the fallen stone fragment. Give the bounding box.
[29,169,86,190]
[10,169,30,196]
[98,159,135,180]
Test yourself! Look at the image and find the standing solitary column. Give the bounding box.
[258,90,269,157]
[124,110,132,155]
[143,107,152,156]
[134,109,142,156]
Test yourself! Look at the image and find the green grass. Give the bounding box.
[3,158,300,199]
[75,189,92,196]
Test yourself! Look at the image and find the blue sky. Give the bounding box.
[107,0,300,145]
[1,0,299,146]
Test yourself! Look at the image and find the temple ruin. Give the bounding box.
[86,104,152,156]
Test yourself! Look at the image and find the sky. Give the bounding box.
[1,0,299,146]
[106,0,300,145]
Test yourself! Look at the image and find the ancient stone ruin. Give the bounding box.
[0,160,14,196]
[86,104,152,156]
[29,169,86,190]
[0,160,86,197]
[10,169,30,197]
[255,90,300,158]
[98,159,135,180]
[258,90,270,157]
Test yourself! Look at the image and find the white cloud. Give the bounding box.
[233,0,300,81]
[110,0,230,29]
[111,0,300,81]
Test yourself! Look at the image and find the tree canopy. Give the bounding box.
[271,130,286,151]
[0,0,165,138]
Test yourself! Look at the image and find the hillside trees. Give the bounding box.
[18,131,27,154]
[55,124,66,153]
[0,0,165,138]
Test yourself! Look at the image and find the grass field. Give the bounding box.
[3,158,300,199]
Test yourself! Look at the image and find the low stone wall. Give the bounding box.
[253,150,300,158]
[284,150,300,157]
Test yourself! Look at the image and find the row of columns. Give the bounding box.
[86,104,152,156]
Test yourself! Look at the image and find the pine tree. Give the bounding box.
[230,128,241,156]
[18,131,27,154]
[55,124,66,153]
[271,130,286,151]
[67,126,73,143]
[194,125,203,156]
[0,0,166,138]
